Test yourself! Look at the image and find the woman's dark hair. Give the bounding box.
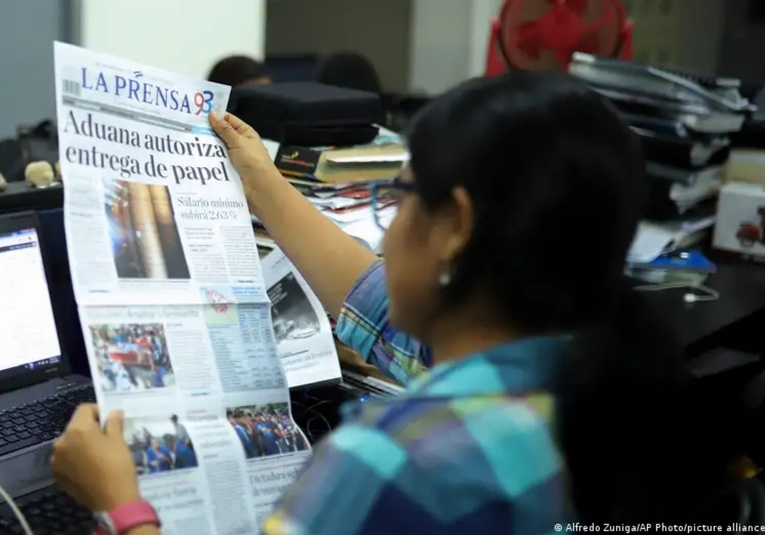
[318,52,382,93]
[208,56,268,87]
[406,72,727,523]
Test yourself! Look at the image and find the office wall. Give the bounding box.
[266,0,502,95]
[407,0,472,94]
[468,0,505,78]
[409,0,502,94]
[626,0,725,74]
[409,0,503,95]
[80,0,266,79]
[627,0,765,82]
[265,0,412,91]
[0,0,77,138]
[718,0,765,83]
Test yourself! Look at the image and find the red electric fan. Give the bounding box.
[485,0,633,75]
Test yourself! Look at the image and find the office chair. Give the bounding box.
[384,93,433,133]
[317,52,382,94]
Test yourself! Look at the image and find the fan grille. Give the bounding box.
[500,0,626,71]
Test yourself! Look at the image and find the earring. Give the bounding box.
[438,270,452,287]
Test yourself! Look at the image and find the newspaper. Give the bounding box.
[261,248,341,389]
[54,42,310,534]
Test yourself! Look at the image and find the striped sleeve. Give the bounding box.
[335,260,430,385]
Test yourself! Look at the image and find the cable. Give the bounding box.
[682,286,720,304]
[291,398,334,443]
[634,281,720,304]
[305,411,333,442]
[0,483,33,535]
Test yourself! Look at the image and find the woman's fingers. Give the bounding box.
[103,410,125,438]
[223,112,257,138]
[209,111,240,147]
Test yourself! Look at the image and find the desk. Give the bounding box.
[646,259,765,355]
[0,181,63,213]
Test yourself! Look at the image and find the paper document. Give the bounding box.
[627,217,715,264]
[262,248,341,389]
[327,154,409,164]
[55,42,310,534]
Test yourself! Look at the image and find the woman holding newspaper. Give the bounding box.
[52,72,713,533]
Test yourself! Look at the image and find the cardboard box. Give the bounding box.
[725,149,765,187]
[713,182,765,258]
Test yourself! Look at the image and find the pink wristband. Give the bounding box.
[93,500,160,535]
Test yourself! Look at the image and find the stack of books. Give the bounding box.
[253,127,407,254]
[569,53,754,264]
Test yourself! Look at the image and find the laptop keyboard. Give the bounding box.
[0,487,93,534]
[0,385,96,457]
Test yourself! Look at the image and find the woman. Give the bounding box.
[52,72,716,533]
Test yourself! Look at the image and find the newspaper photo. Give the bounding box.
[261,248,341,389]
[54,42,310,534]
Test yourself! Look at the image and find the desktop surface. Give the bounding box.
[645,259,765,351]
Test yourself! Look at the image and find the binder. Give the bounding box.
[589,83,747,134]
[645,162,723,187]
[632,127,730,169]
[569,52,753,113]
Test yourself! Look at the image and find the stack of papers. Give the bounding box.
[570,53,749,222]
[273,127,406,184]
[628,216,716,263]
[255,132,403,255]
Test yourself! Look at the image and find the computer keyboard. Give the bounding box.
[0,385,96,457]
[0,487,93,534]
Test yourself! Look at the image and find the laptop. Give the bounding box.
[0,211,95,531]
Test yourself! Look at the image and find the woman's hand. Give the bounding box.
[209,112,278,191]
[52,404,141,512]
[208,112,376,318]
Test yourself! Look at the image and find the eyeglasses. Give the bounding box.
[368,178,417,231]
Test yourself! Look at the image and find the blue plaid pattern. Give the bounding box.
[263,261,568,535]
[335,260,432,385]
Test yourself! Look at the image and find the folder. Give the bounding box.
[569,52,753,113]
[633,127,730,169]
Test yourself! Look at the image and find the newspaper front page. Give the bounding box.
[54,42,310,534]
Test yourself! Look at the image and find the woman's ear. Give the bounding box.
[435,186,474,265]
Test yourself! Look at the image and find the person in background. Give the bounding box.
[257,413,281,456]
[128,434,146,475]
[207,55,271,87]
[172,438,198,469]
[149,360,168,388]
[317,52,382,94]
[52,72,725,534]
[244,413,265,458]
[145,438,171,474]
[227,410,254,458]
[170,415,191,450]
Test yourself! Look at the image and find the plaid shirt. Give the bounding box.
[263,261,568,535]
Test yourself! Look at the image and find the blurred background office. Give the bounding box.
[5,0,765,139]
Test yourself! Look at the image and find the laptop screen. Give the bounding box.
[0,227,61,378]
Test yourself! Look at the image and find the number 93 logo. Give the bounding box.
[193,90,214,115]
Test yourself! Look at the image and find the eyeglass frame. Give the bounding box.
[368,177,417,231]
